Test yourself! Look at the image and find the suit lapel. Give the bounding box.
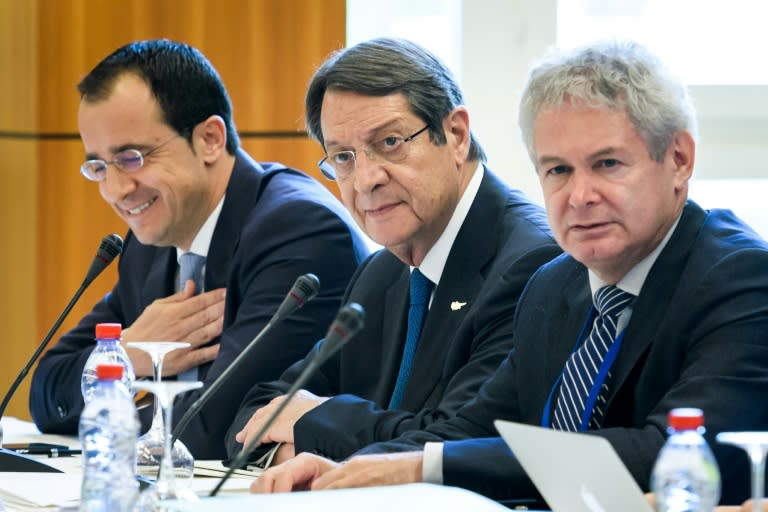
[205,150,285,290]
[400,170,507,408]
[141,248,177,305]
[606,202,707,406]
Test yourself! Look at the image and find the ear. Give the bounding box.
[193,115,227,165]
[669,130,695,191]
[443,106,471,165]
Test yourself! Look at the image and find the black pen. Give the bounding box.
[13,447,82,457]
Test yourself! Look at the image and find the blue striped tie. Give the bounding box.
[552,285,633,431]
[177,252,205,381]
[388,269,433,410]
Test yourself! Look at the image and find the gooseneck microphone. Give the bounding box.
[0,234,123,472]
[210,302,365,497]
[171,273,321,445]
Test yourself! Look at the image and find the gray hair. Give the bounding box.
[519,40,696,163]
[306,37,486,163]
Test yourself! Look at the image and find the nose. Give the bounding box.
[352,150,388,194]
[99,164,137,204]
[567,169,599,208]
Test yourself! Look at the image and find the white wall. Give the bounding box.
[461,0,556,205]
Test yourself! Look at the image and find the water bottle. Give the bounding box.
[79,364,140,512]
[81,323,135,403]
[651,407,721,512]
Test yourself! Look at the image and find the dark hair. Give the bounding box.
[78,39,239,154]
[306,37,485,163]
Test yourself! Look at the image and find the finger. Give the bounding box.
[273,460,320,493]
[312,465,352,490]
[163,344,219,375]
[251,473,274,494]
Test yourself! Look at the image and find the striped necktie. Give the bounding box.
[177,252,205,381]
[552,285,633,431]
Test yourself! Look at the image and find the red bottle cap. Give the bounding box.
[95,323,122,339]
[96,364,124,380]
[668,407,704,431]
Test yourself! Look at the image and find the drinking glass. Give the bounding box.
[127,341,194,480]
[716,431,768,512]
[132,379,203,510]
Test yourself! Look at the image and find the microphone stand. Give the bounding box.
[0,234,123,472]
[0,281,90,472]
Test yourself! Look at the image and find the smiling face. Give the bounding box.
[533,102,694,283]
[320,90,473,266]
[78,73,216,250]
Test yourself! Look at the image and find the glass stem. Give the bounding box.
[150,354,164,432]
[748,447,766,512]
[160,392,177,492]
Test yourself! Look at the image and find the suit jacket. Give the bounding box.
[362,201,768,505]
[225,168,561,460]
[29,149,370,459]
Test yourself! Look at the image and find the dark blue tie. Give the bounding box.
[388,269,433,410]
[552,285,633,431]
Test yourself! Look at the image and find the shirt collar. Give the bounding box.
[176,195,226,263]
[416,163,483,286]
[588,213,682,301]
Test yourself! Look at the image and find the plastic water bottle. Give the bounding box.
[81,323,135,403]
[651,407,721,512]
[79,364,140,512]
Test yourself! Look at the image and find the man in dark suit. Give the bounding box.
[29,40,369,460]
[225,38,559,464]
[250,40,768,506]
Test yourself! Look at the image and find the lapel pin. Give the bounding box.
[451,301,468,311]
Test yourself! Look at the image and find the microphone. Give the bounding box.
[0,234,123,472]
[171,273,321,445]
[210,302,365,497]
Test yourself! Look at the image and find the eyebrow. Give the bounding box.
[84,142,154,161]
[537,147,620,168]
[324,118,407,150]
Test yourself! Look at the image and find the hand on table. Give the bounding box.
[251,451,424,494]
[235,390,330,447]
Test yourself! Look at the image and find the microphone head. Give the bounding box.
[319,302,365,361]
[99,233,124,261]
[291,273,321,306]
[273,273,321,321]
[83,234,124,284]
[336,302,365,334]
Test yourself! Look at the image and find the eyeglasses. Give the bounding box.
[80,134,181,182]
[318,125,429,181]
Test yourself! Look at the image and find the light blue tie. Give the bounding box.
[388,269,433,410]
[177,252,206,381]
[178,252,206,295]
[552,285,633,431]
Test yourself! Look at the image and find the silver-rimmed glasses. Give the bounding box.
[318,124,429,181]
[80,133,181,182]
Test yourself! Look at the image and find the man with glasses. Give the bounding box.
[251,40,768,507]
[29,39,369,460]
[225,38,560,466]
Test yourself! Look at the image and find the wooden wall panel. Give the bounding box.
[1,0,345,420]
[0,1,39,420]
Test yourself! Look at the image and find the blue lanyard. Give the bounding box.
[541,306,626,431]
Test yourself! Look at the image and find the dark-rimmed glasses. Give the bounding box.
[80,134,181,182]
[318,125,429,181]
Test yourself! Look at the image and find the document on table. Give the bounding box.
[0,472,81,511]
